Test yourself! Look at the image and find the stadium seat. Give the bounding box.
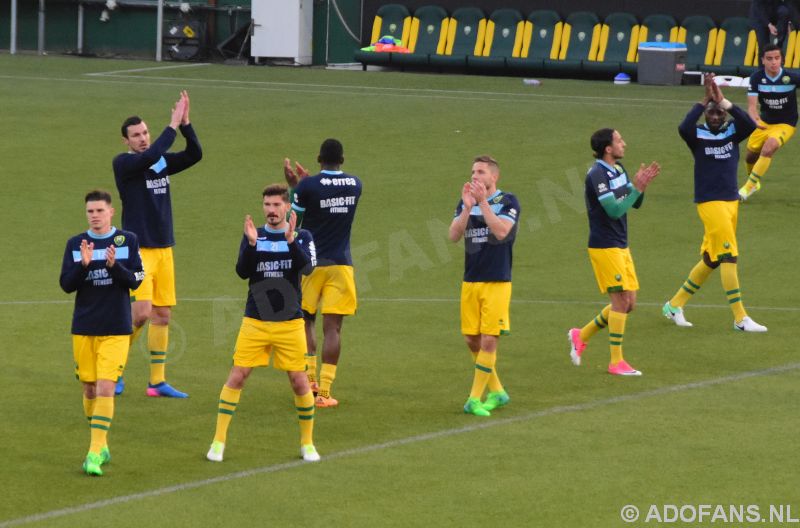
[678,15,718,70]
[392,5,450,68]
[638,14,679,47]
[584,12,640,76]
[430,7,486,69]
[354,4,412,69]
[507,10,563,74]
[468,8,525,71]
[545,11,602,75]
[712,17,757,75]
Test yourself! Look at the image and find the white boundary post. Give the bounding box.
[10,0,17,54]
[38,0,45,55]
[156,0,164,61]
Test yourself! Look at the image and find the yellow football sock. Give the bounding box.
[214,385,241,444]
[89,396,114,454]
[148,324,169,385]
[471,350,503,392]
[670,260,714,308]
[318,363,337,399]
[746,157,771,191]
[469,350,496,400]
[580,304,611,343]
[608,310,627,365]
[305,354,318,384]
[130,323,144,345]
[721,263,747,322]
[83,396,95,424]
[295,391,315,446]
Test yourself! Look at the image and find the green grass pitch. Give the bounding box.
[0,55,798,527]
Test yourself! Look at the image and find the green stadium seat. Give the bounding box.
[392,5,450,68]
[508,10,563,74]
[584,12,640,76]
[430,7,487,70]
[468,8,526,71]
[544,11,602,75]
[678,15,718,70]
[638,14,679,49]
[354,4,412,69]
[711,17,757,75]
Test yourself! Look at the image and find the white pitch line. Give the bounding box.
[2,296,798,312]
[2,361,798,528]
[85,63,211,76]
[0,73,698,108]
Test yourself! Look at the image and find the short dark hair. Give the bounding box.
[590,128,615,159]
[473,155,499,172]
[262,183,290,202]
[85,189,113,204]
[318,138,344,165]
[762,43,782,57]
[121,116,143,138]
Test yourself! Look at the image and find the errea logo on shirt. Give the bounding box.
[508,208,518,218]
[598,183,608,192]
[320,177,357,186]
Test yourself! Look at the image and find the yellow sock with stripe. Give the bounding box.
[721,262,747,322]
[746,157,771,192]
[83,396,95,424]
[608,310,627,365]
[214,385,241,444]
[670,260,714,308]
[305,354,318,384]
[295,391,315,446]
[148,324,168,385]
[580,304,611,343]
[469,350,496,400]
[130,323,144,345]
[470,350,504,392]
[89,396,114,454]
[318,363,337,399]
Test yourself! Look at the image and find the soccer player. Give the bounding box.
[60,190,144,476]
[283,139,362,408]
[739,44,800,200]
[112,90,202,397]
[206,184,320,463]
[448,156,520,417]
[663,75,768,332]
[568,130,660,376]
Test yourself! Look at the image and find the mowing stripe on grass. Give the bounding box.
[2,297,798,312]
[3,362,799,528]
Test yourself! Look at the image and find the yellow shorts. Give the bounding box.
[72,335,129,383]
[747,122,796,152]
[132,247,176,306]
[460,281,511,336]
[301,265,357,315]
[232,317,307,371]
[588,247,639,294]
[697,201,738,261]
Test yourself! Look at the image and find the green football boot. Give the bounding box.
[482,390,510,411]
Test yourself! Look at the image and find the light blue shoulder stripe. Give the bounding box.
[256,239,289,252]
[149,156,167,173]
[72,246,129,262]
[758,84,795,93]
[291,203,306,213]
[497,215,517,224]
[470,204,504,216]
[696,124,736,140]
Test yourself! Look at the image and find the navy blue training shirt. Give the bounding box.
[113,124,202,248]
[60,227,144,335]
[749,67,800,126]
[454,190,520,282]
[292,170,361,266]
